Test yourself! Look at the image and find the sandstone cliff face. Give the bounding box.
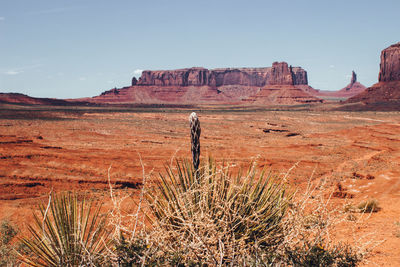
[90,62,321,105]
[136,62,308,87]
[378,42,400,82]
[347,42,400,108]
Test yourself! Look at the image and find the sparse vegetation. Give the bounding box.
[19,192,110,266]
[344,198,381,214]
[286,241,362,267]
[18,159,367,266]
[144,158,291,265]
[394,221,400,238]
[108,158,364,266]
[357,199,381,213]
[0,220,19,266]
[15,110,371,266]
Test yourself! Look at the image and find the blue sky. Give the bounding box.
[0,0,399,98]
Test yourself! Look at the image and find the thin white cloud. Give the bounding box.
[0,17,5,21]
[79,77,87,81]
[133,69,143,77]
[4,70,22,75]
[22,64,42,70]
[329,65,335,68]
[1,64,42,76]
[29,6,81,15]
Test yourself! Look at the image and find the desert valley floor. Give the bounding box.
[0,104,400,266]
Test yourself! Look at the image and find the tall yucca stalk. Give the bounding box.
[189,112,201,172]
[146,158,292,263]
[20,192,109,266]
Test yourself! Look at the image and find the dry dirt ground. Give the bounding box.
[0,104,399,266]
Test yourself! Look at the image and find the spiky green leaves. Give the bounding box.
[20,192,110,267]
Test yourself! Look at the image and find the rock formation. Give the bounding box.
[89,62,321,105]
[136,62,308,87]
[351,71,357,85]
[300,71,366,100]
[333,71,366,97]
[378,42,400,82]
[347,42,400,108]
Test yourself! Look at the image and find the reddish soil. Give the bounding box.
[0,104,399,266]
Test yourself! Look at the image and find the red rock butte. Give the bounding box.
[348,42,400,105]
[89,62,322,105]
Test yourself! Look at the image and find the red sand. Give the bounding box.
[0,105,399,265]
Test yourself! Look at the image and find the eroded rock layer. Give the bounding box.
[136,62,308,87]
[348,42,400,106]
[379,42,400,82]
[88,62,321,105]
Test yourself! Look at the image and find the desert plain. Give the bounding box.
[0,103,400,266]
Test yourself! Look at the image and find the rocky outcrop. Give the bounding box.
[351,71,357,85]
[302,71,366,100]
[137,62,308,87]
[89,62,321,105]
[244,85,323,105]
[332,71,366,97]
[378,42,400,82]
[347,42,400,108]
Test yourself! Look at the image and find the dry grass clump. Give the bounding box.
[357,199,380,213]
[344,198,381,213]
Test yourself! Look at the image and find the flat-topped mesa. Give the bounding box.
[379,42,400,82]
[135,62,308,87]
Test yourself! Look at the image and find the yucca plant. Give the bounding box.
[19,192,110,266]
[146,158,292,264]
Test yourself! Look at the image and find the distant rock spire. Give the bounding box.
[132,77,138,86]
[351,71,357,84]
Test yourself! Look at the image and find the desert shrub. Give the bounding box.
[0,220,19,266]
[109,158,365,266]
[113,234,148,266]
[144,158,292,265]
[344,199,381,214]
[112,233,170,266]
[285,241,361,267]
[275,176,365,267]
[19,192,110,266]
[357,199,380,213]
